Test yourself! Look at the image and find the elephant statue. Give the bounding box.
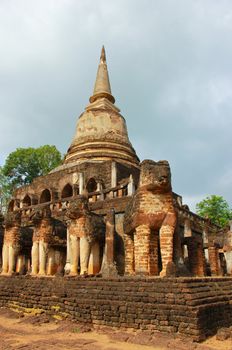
[65,196,105,275]
[124,160,177,277]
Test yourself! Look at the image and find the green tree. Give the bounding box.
[196,195,232,228]
[0,166,12,212]
[2,145,62,189]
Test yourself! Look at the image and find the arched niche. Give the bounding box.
[32,196,38,205]
[40,189,51,203]
[22,194,31,207]
[61,183,73,199]
[86,178,97,193]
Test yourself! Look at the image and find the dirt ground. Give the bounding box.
[0,308,231,350]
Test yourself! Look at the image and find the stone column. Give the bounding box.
[72,172,79,184]
[124,234,134,275]
[106,210,114,264]
[80,237,91,275]
[8,244,18,274]
[16,255,26,274]
[38,241,48,275]
[64,227,71,274]
[197,243,207,276]
[2,244,9,274]
[70,234,80,275]
[134,224,150,275]
[101,209,118,277]
[79,173,84,195]
[188,238,206,276]
[97,182,102,192]
[88,241,100,275]
[208,246,220,276]
[111,162,117,188]
[47,250,55,275]
[31,241,39,275]
[183,244,188,260]
[127,175,135,196]
[149,231,159,275]
[159,224,175,277]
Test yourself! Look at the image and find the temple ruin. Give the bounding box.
[0,46,231,279]
[1,47,232,341]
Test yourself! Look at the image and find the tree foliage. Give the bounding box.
[0,166,12,212]
[2,145,62,189]
[196,195,232,228]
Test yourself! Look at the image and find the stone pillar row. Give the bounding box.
[1,208,111,277]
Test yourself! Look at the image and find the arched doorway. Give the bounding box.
[61,184,73,199]
[22,195,31,207]
[86,178,97,193]
[40,189,51,203]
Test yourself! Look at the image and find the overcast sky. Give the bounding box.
[0,0,232,211]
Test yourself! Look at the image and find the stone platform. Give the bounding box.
[0,276,232,342]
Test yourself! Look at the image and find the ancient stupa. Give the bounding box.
[0,47,226,280]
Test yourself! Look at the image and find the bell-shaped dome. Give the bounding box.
[64,47,139,167]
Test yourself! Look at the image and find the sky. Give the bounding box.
[0,0,232,211]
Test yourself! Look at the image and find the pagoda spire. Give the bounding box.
[100,45,106,62]
[89,46,115,104]
[64,46,140,167]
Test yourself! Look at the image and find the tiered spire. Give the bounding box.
[89,46,115,104]
[64,46,140,167]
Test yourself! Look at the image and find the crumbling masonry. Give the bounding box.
[0,48,232,341]
[0,47,232,340]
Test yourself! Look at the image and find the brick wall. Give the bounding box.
[0,276,232,342]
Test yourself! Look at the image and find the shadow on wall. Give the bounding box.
[114,231,125,275]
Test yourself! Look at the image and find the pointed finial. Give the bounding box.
[100,45,106,62]
[89,46,115,104]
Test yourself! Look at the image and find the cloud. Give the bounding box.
[0,0,232,209]
[181,194,208,212]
